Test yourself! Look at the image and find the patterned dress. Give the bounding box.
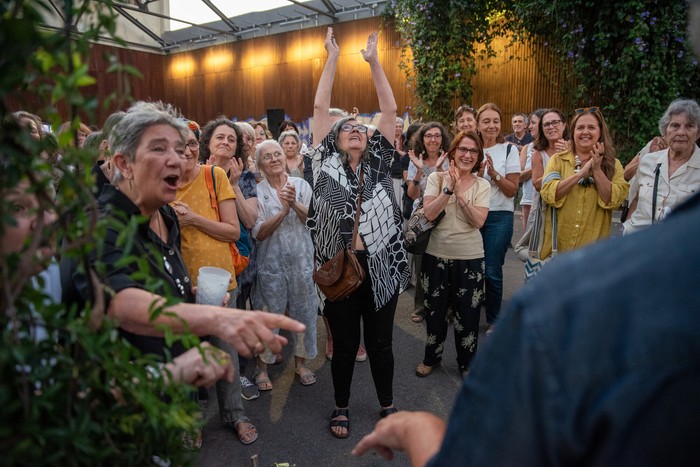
[307,130,410,310]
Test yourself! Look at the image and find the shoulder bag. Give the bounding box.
[312,169,366,302]
[524,198,557,282]
[403,198,446,255]
[403,176,445,255]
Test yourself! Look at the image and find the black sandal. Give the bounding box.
[329,408,350,439]
[379,407,398,419]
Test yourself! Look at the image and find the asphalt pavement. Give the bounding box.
[195,209,622,467]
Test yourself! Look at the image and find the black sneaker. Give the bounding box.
[240,376,260,401]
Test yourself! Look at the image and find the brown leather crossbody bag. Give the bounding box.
[313,169,366,302]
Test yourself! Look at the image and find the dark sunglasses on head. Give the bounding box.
[340,123,368,133]
[574,106,599,114]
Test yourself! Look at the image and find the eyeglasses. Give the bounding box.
[187,141,200,149]
[456,146,480,156]
[574,107,599,114]
[424,133,442,140]
[260,151,284,162]
[340,123,368,133]
[542,120,563,129]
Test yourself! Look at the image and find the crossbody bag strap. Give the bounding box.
[651,162,662,225]
[350,167,364,253]
[203,165,221,221]
[550,203,558,257]
[528,197,544,254]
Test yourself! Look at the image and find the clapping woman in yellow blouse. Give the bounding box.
[540,107,628,259]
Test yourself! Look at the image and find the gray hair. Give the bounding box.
[659,99,700,136]
[396,116,404,125]
[329,108,348,119]
[512,112,529,124]
[234,121,255,144]
[278,130,300,146]
[255,139,283,171]
[110,101,187,183]
[330,116,370,166]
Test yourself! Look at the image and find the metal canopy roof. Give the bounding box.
[111,0,388,53]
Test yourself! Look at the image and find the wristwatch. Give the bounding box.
[495,173,502,181]
[443,186,454,196]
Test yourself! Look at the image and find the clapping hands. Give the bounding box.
[279,181,297,212]
[589,141,604,171]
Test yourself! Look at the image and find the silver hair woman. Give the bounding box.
[624,98,700,234]
[62,100,304,391]
[278,130,305,177]
[250,140,318,390]
[110,101,188,184]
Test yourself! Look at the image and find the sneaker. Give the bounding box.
[355,344,367,362]
[240,376,260,401]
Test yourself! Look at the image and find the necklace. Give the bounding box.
[153,211,175,277]
[574,155,595,187]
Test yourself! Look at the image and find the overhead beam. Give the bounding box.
[286,0,337,20]
[47,0,65,23]
[319,0,338,15]
[113,2,237,37]
[39,24,164,53]
[201,0,241,32]
[113,5,166,46]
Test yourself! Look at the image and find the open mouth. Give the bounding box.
[164,175,180,188]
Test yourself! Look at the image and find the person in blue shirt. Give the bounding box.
[354,191,700,466]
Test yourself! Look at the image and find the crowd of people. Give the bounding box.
[5,23,700,465]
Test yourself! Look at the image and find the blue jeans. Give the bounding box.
[480,211,514,324]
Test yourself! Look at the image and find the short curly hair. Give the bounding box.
[199,117,243,164]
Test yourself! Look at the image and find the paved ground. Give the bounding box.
[196,210,622,466]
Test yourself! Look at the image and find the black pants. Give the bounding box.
[324,251,398,408]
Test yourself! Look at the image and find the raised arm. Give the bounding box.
[361,31,397,139]
[313,27,340,144]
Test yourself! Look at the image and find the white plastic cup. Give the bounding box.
[196,266,231,306]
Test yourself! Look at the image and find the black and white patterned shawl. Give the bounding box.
[307,130,410,309]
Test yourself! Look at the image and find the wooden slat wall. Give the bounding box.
[88,44,166,118]
[5,17,572,133]
[162,17,414,125]
[3,43,163,127]
[471,34,572,126]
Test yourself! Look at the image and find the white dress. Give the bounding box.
[252,175,318,363]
